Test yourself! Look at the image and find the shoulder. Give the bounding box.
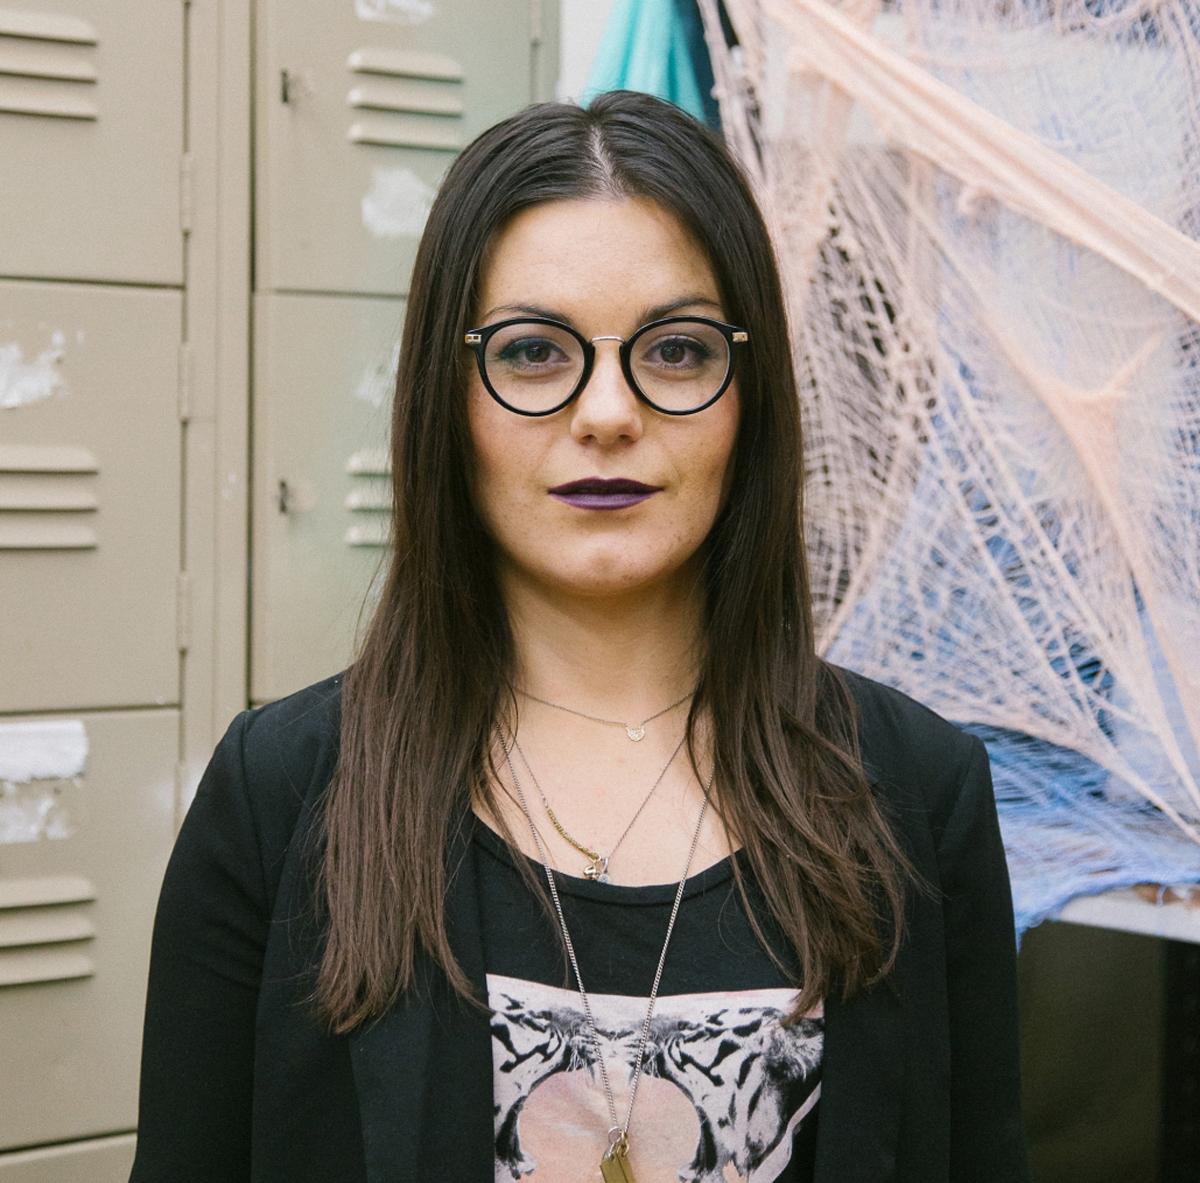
[191,673,345,888]
[238,671,345,790]
[826,662,986,836]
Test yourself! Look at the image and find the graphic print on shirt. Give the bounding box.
[488,974,823,1183]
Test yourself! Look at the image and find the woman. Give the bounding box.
[131,91,1028,1183]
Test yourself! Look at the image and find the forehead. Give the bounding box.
[476,197,722,326]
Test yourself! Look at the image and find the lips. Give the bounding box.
[548,477,662,495]
[548,476,662,511]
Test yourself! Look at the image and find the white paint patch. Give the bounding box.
[0,329,68,410]
[356,341,401,408]
[355,0,435,24]
[0,720,88,783]
[0,781,79,844]
[362,166,435,239]
[0,721,87,844]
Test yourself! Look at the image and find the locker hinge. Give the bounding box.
[178,341,193,423]
[180,152,195,235]
[174,760,190,826]
[176,572,192,652]
[530,0,543,47]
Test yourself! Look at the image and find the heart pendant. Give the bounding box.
[625,726,646,742]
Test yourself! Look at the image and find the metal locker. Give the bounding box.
[256,0,543,296]
[251,291,399,703]
[0,1,183,285]
[0,280,182,714]
[0,1135,134,1183]
[0,709,178,1151]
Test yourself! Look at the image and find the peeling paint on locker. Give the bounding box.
[0,329,68,410]
[355,340,400,408]
[0,720,87,844]
[355,0,437,24]
[361,165,436,239]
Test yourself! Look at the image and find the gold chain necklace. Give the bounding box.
[498,726,713,1183]
[516,686,694,742]
[509,733,687,882]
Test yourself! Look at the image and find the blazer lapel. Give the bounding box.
[350,829,494,1183]
[812,972,905,1182]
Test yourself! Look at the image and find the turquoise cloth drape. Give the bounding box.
[584,0,721,129]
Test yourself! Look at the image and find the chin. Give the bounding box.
[536,549,700,601]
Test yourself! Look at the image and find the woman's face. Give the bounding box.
[466,197,741,604]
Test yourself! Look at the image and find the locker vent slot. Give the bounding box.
[347,81,463,118]
[347,47,463,152]
[0,443,99,550]
[0,9,98,44]
[345,449,391,476]
[347,47,463,82]
[0,875,96,988]
[0,9,99,121]
[345,449,391,547]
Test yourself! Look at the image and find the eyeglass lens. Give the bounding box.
[482,319,731,413]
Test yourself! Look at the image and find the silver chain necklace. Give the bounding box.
[509,732,686,882]
[498,726,713,1183]
[516,686,694,742]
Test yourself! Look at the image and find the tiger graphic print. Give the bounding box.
[489,975,823,1183]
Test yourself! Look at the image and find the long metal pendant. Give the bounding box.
[600,1143,637,1183]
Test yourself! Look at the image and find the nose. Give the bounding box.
[568,339,644,445]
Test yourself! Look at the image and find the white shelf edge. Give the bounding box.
[1054,888,1200,944]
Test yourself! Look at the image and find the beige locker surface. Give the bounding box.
[0,709,177,1151]
[257,0,539,295]
[0,1,183,285]
[0,280,181,713]
[0,1134,134,1183]
[251,292,399,703]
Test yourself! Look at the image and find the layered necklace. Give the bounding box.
[516,685,693,743]
[507,732,686,882]
[497,725,714,1183]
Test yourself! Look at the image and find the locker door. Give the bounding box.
[0,1,183,285]
[0,710,178,1150]
[0,281,182,713]
[251,293,398,703]
[257,0,540,295]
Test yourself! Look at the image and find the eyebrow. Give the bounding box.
[479,294,724,324]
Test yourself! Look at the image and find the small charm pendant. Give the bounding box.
[625,725,646,742]
[600,1134,636,1183]
[582,855,610,882]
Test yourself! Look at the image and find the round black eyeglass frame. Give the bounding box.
[463,314,751,417]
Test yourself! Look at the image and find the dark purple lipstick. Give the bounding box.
[548,476,662,511]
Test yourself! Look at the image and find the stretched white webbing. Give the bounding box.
[697,0,1200,925]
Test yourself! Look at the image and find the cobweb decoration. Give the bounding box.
[695,0,1200,931]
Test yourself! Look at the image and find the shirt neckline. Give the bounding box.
[470,812,739,905]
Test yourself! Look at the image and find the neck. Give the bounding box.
[501,567,705,722]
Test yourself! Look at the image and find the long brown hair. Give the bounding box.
[313,90,917,1034]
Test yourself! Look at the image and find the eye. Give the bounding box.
[496,336,570,370]
[641,333,714,371]
[658,339,690,365]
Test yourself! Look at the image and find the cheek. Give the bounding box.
[467,385,535,524]
[706,390,741,508]
[466,389,504,522]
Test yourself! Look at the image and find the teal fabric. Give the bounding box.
[584,0,721,129]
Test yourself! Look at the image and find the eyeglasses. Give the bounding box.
[463,315,750,417]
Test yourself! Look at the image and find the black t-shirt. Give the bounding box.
[473,818,822,1183]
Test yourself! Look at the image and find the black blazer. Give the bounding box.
[130,668,1030,1182]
